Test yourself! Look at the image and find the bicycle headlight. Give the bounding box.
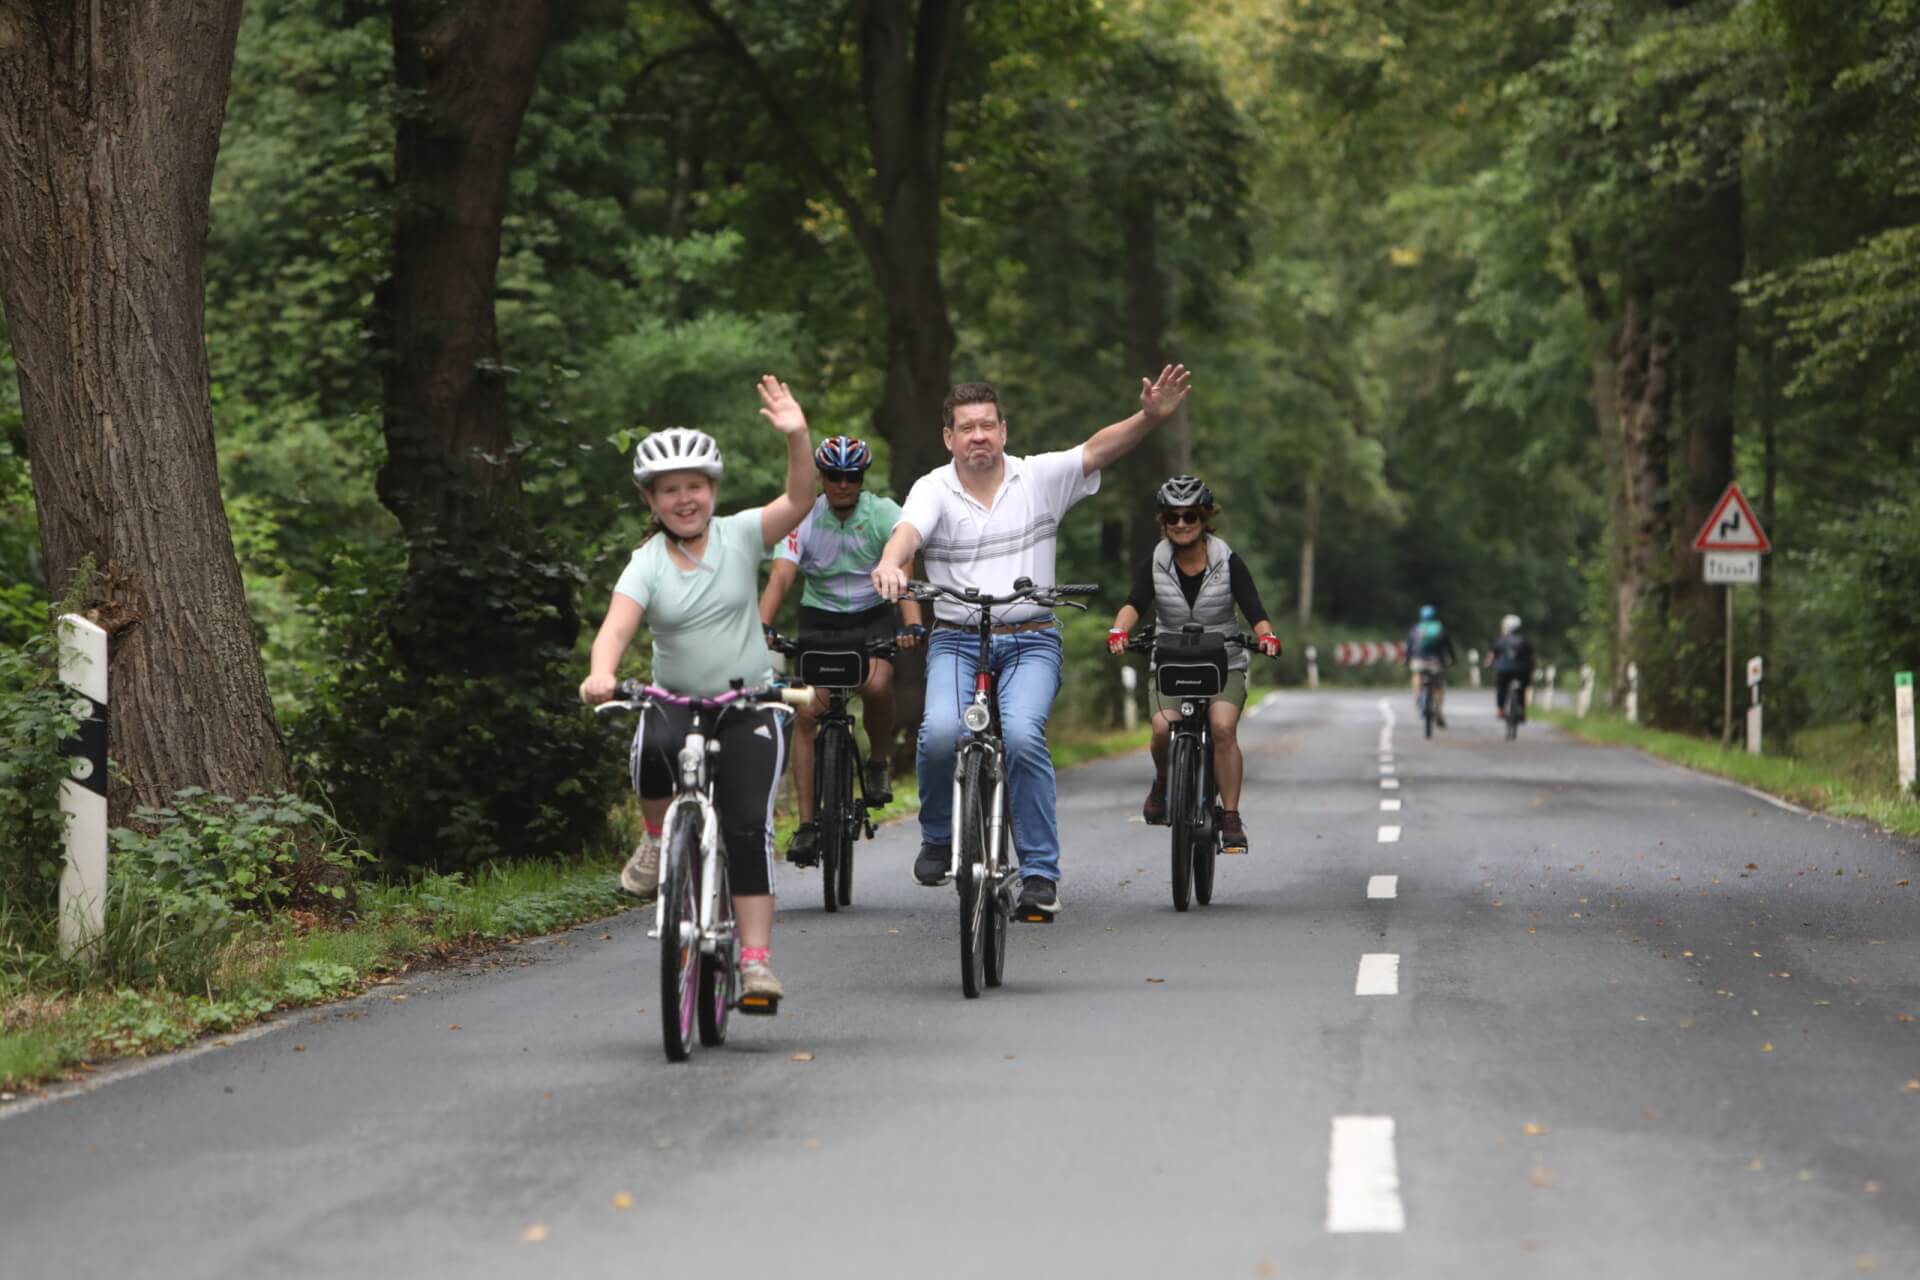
[962,702,992,734]
[1180,700,1197,719]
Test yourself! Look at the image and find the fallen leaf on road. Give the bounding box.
[389,994,407,1002]
[802,1138,823,1150]
[1522,1122,1548,1136]
[599,933,612,942]
[1902,1080,1920,1094]
[1634,1015,1648,1022]
[1682,950,1694,957]
[1748,1157,1765,1172]
[791,1052,814,1062]
[1856,1257,1875,1272]
[1897,1014,1914,1023]
[886,929,900,935]
[1762,1042,1775,1053]
[522,1225,549,1243]
[1746,863,1758,870]
[449,1024,461,1031]
[1528,1166,1553,1189]
[1864,1181,1881,1194]
[612,1193,633,1210]
[292,1045,305,1053]
[1769,972,1792,979]
[1146,977,1166,984]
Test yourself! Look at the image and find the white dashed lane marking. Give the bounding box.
[1354,953,1399,995]
[1367,875,1398,899]
[1380,779,1399,790]
[1327,1116,1406,1232]
[1380,799,1401,812]
[1377,825,1401,843]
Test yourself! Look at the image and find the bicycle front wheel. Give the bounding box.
[697,848,735,1047]
[956,749,991,998]
[659,808,702,1062]
[817,727,850,913]
[1167,734,1196,912]
[1423,685,1435,739]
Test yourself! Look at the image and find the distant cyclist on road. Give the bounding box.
[1105,475,1280,854]
[1405,603,1457,728]
[758,435,924,866]
[1487,613,1536,722]
[871,365,1194,921]
[578,376,817,1006]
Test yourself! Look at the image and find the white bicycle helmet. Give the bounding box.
[1501,613,1522,635]
[632,428,723,489]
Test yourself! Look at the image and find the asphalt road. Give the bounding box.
[4,690,1918,1279]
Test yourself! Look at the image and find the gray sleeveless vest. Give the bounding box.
[1152,534,1246,670]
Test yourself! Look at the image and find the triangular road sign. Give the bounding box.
[1693,483,1771,552]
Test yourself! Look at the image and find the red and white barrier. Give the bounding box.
[1333,642,1408,666]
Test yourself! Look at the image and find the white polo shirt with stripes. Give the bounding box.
[898,445,1101,625]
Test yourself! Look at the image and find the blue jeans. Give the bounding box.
[917,627,1064,883]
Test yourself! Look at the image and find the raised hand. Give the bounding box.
[756,375,809,436]
[1139,363,1192,422]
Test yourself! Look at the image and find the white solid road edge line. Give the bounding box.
[1378,825,1401,843]
[1327,1116,1406,1233]
[1355,952,1400,995]
[1367,875,1398,899]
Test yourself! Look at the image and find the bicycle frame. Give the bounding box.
[653,717,727,954]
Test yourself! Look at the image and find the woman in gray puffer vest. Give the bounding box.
[1106,475,1280,854]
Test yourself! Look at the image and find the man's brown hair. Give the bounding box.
[942,381,1003,429]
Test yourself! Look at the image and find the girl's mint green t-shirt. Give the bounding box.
[613,508,775,696]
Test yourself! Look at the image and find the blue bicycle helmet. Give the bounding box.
[814,436,872,472]
[1418,604,1437,621]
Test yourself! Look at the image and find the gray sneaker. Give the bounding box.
[914,841,952,886]
[619,832,660,901]
[738,959,785,1013]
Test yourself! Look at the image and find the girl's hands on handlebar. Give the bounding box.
[579,672,618,705]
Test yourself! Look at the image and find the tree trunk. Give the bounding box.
[376,0,557,546]
[0,0,290,819]
[1297,481,1321,633]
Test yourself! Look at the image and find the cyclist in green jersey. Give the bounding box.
[579,376,816,1004]
[758,436,924,865]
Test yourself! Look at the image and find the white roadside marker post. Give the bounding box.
[58,615,109,959]
[1543,664,1558,712]
[1577,664,1594,719]
[1306,644,1319,690]
[1626,661,1639,725]
[1746,656,1763,755]
[1467,648,1481,688]
[1896,673,1916,793]
[1119,662,1138,733]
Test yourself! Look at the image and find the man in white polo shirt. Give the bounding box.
[872,366,1192,919]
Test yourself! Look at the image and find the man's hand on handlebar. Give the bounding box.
[871,561,910,602]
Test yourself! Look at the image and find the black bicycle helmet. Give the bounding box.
[1155,474,1214,509]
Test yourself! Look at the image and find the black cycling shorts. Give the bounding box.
[629,701,788,897]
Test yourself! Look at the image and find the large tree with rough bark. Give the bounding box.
[0,0,290,819]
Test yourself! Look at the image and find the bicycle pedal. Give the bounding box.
[735,994,780,1017]
[1016,909,1056,924]
[1222,848,1248,856]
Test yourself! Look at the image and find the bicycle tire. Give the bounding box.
[659,807,702,1063]
[1167,733,1196,912]
[697,846,735,1047]
[983,790,1010,989]
[836,739,856,908]
[816,726,849,914]
[957,748,990,997]
[1423,685,1435,739]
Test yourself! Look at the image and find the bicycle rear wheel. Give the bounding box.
[1422,684,1435,739]
[816,727,850,914]
[957,749,991,997]
[1505,686,1520,739]
[659,809,702,1063]
[697,849,736,1047]
[1167,734,1196,912]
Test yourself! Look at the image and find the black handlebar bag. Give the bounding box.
[1153,630,1228,698]
[797,631,869,689]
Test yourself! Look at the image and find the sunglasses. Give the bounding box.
[1160,508,1205,527]
[821,470,865,484]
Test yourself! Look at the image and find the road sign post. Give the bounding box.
[1897,673,1916,793]
[1693,483,1772,747]
[1543,664,1558,712]
[1746,656,1763,755]
[58,615,109,960]
[1626,662,1639,725]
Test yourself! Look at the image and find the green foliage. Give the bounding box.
[0,629,77,927]
[1781,494,1920,724]
[290,537,627,871]
[110,789,368,910]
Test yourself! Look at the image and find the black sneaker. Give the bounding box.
[786,821,821,867]
[1015,876,1059,921]
[914,841,951,886]
[1436,711,1448,729]
[865,760,893,804]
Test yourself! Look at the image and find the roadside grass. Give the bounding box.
[1541,710,1920,838]
[0,725,1153,1095]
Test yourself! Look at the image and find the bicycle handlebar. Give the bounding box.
[762,630,901,661]
[1113,624,1273,656]
[592,679,810,714]
[901,578,1096,610]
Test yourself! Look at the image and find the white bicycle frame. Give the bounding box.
[949,738,1011,884]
